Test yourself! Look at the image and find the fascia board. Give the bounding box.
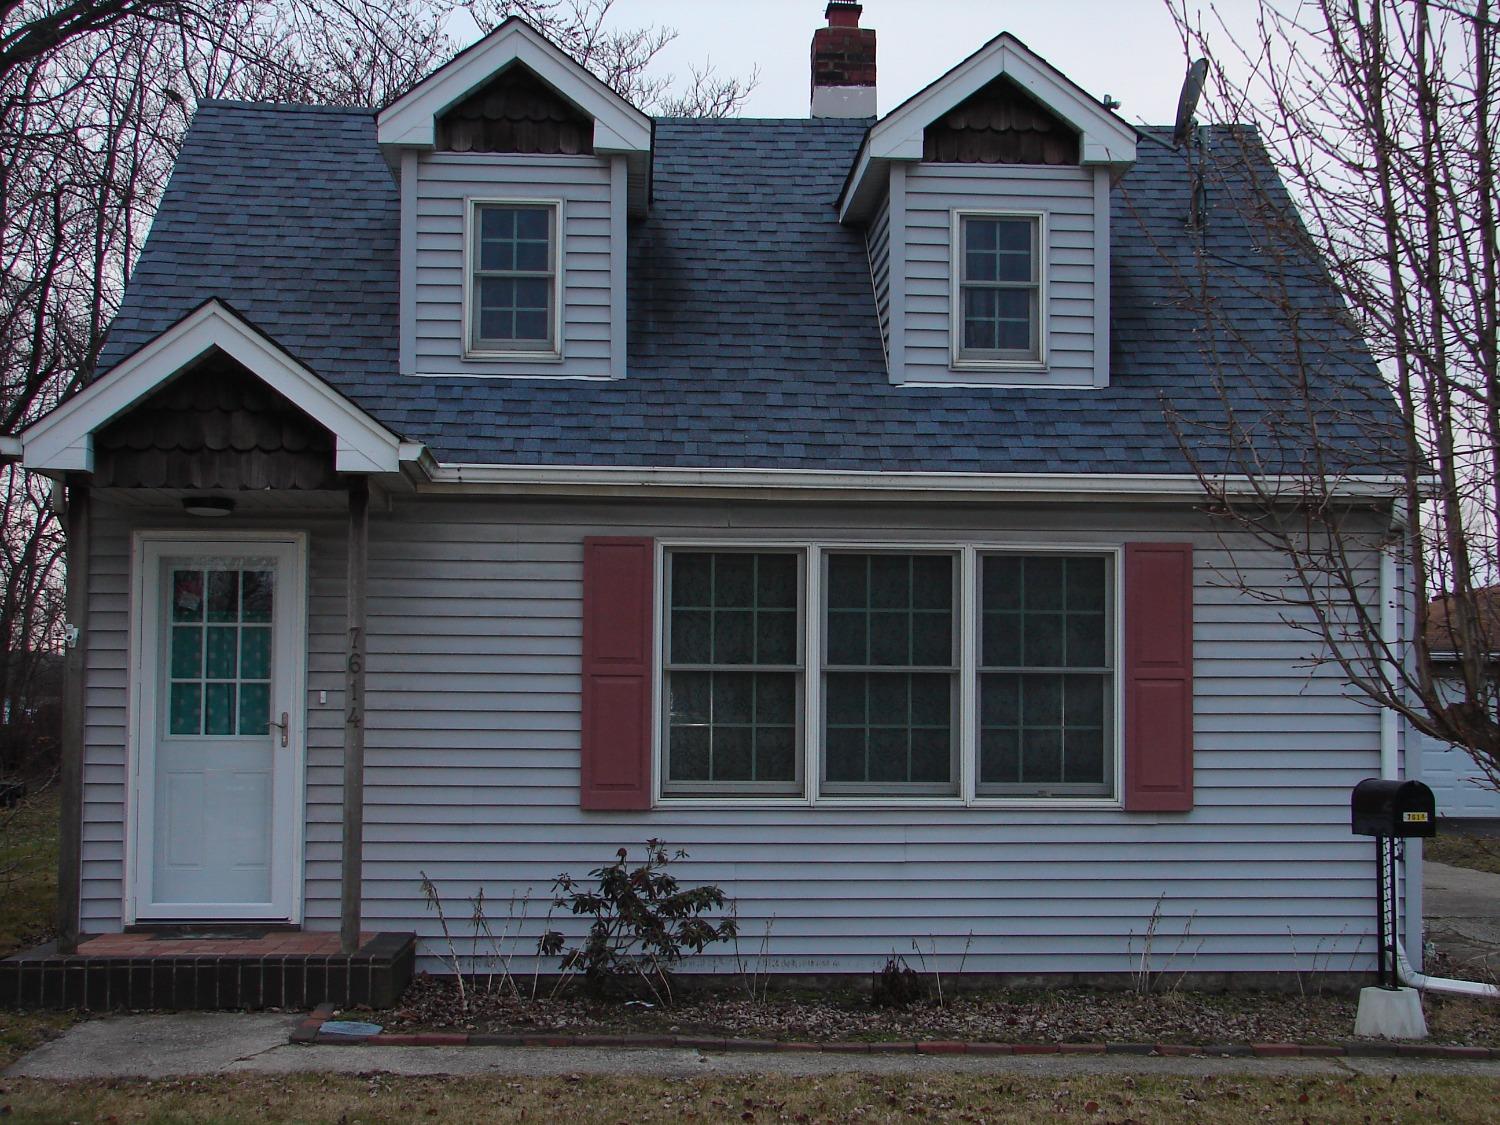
[422,462,1410,503]
[22,302,403,475]
[377,24,650,155]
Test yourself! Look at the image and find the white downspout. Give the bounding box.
[1381,547,1500,1000]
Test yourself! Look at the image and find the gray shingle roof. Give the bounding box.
[96,100,1401,475]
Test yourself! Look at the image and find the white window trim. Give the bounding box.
[462,196,565,362]
[948,209,1049,372]
[651,538,1124,810]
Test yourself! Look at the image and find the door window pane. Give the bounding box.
[240,628,272,680]
[664,551,802,792]
[172,571,203,621]
[205,626,238,679]
[206,571,239,622]
[169,683,201,736]
[204,682,236,736]
[241,570,274,622]
[170,626,202,679]
[239,683,271,737]
[979,554,1113,796]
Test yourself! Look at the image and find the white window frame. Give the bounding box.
[949,209,1048,371]
[973,550,1117,799]
[659,547,807,798]
[819,548,962,798]
[463,196,564,361]
[651,539,1124,809]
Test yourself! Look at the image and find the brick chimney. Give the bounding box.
[811,1,876,118]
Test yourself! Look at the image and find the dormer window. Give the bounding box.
[379,18,651,379]
[838,31,1135,389]
[955,212,1044,365]
[467,200,559,356]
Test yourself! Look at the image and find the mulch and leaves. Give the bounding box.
[376,974,1500,1047]
[5,1072,1500,1124]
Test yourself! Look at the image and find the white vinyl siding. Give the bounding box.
[79,497,1394,980]
[895,163,1104,387]
[410,153,620,379]
[1415,678,1500,818]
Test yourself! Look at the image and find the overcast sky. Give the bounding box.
[596,0,1235,126]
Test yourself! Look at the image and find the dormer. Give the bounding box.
[378,18,651,380]
[840,30,1137,388]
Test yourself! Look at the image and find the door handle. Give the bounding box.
[267,712,289,748]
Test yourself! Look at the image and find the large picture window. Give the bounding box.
[468,201,558,354]
[656,544,1117,804]
[955,213,1043,365]
[663,550,802,794]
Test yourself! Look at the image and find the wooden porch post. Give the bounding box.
[56,476,89,955]
[340,477,369,954]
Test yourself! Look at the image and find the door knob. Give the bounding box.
[267,711,289,748]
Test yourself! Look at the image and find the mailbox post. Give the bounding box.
[1350,779,1435,991]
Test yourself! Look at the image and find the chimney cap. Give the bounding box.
[825,1,862,28]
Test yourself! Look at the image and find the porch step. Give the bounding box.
[0,931,415,1011]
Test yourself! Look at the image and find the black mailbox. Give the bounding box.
[1351,778,1436,838]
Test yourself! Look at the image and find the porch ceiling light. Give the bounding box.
[182,496,235,517]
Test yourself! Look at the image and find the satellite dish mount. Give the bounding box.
[1173,58,1209,149]
[1173,58,1211,228]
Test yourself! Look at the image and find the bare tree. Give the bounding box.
[0,0,192,87]
[1160,0,1499,787]
[0,0,757,775]
[466,0,757,115]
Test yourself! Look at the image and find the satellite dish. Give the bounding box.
[1172,58,1209,148]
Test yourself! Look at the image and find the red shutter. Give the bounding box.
[580,537,654,810]
[1123,542,1195,811]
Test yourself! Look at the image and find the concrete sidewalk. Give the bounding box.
[1424,859,1500,979]
[7,1012,1500,1081]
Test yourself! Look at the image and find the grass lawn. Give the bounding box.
[0,782,58,957]
[1428,830,1500,875]
[0,782,78,1066]
[4,1072,1500,1124]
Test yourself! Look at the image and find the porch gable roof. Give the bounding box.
[21,299,411,476]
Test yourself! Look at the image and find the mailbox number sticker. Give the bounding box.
[1403,811,1430,823]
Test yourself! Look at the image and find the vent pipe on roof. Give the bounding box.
[811,1,876,118]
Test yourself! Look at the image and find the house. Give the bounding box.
[3,3,1418,1004]
[1417,588,1500,820]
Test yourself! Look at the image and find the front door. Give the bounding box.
[131,534,306,921]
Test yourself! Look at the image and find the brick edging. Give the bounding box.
[293,1013,1499,1059]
